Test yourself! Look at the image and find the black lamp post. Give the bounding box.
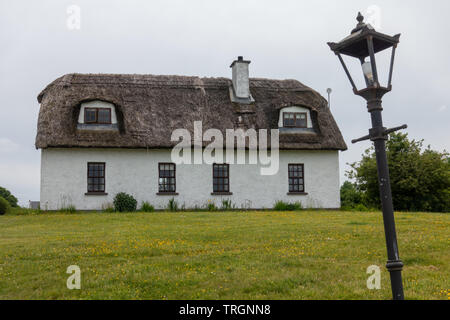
[328,13,406,300]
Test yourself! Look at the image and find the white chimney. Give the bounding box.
[230,56,254,103]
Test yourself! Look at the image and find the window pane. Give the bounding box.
[85,109,97,123]
[159,163,176,192]
[87,163,105,192]
[98,109,111,123]
[213,164,229,192]
[288,164,304,192]
[296,118,307,128]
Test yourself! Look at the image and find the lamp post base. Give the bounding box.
[387,260,404,300]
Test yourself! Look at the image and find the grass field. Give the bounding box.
[0,210,448,300]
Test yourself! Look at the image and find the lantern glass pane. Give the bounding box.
[362,61,374,84]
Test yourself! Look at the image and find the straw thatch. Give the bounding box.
[35,73,347,150]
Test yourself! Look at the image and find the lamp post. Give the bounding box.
[328,12,406,300]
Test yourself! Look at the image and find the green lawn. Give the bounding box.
[0,210,448,300]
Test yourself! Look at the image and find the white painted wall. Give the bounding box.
[278,106,313,128]
[40,148,340,210]
[77,100,118,124]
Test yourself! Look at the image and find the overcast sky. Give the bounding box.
[1,0,449,206]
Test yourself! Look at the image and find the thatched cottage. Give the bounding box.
[36,57,347,210]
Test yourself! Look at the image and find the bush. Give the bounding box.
[7,207,42,215]
[0,196,11,215]
[140,201,155,212]
[60,205,76,213]
[221,199,233,210]
[352,204,369,212]
[0,186,18,207]
[206,201,217,211]
[340,181,365,209]
[167,198,178,212]
[113,192,137,212]
[273,200,303,211]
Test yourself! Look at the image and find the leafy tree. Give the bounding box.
[0,187,18,207]
[348,133,450,212]
[340,181,365,209]
[0,196,11,215]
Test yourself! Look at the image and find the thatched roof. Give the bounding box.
[35,73,347,150]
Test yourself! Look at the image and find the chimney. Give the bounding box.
[230,56,254,103]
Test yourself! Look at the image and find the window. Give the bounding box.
[213,163,230,193]
[98,109,111,123]
[159,163,176,193]
[85,109,97,123]
[87,162,105,193]
[84,108,111,124]
[288,164,305,193]
[283,112,307,128]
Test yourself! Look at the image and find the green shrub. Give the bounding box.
[167,198,178,212]
[60,205,76,213]
[206,201,217,211]
[341,204,371,212]
[340,181,365,209]
[273,200,303,211]
[221,199,233,210]
[8,207,42,215]
[0,196,11,215]
[352,204,369,212]
[0,186,18,207]
[140,201,155,212]
[113,192,137,212]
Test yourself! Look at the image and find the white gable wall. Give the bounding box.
[40,148,340,210]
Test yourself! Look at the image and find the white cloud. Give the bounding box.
[438,105,447,112]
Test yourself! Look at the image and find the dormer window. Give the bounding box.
[85,108,112,124]
[283,112,307,128]
[77,100,118,131]
[278,106,314,130]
